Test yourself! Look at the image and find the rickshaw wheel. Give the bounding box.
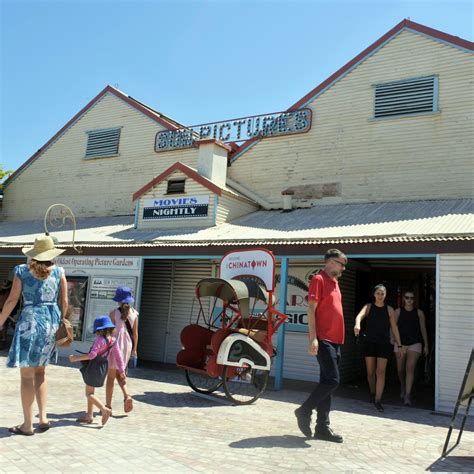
[222,365,269,405]
[185,370,223,394]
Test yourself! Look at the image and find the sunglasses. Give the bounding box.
[332,259,346,267]
[404,296,415,300]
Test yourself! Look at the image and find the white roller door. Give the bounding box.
[436,254,474,413]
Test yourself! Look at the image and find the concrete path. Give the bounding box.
[0,355,472,473]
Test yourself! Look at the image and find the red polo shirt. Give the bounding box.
[308,270,344,344]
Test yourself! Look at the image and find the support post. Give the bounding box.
[274,256,289,390]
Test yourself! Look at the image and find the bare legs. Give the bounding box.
[365,357,388,402]
[396,350,420,405]
[18,367,49,433]
[404,351,420,405]
[105,368,131,410]
[84,385,111,426]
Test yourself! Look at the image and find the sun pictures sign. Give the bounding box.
[155,109,312,152]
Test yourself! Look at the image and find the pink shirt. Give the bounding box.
[88,335,125,374]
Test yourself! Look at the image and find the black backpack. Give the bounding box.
[79,337,116,387]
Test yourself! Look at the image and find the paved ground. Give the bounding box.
[0,354,472,473]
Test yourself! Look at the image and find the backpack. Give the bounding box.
[79,337,116,387]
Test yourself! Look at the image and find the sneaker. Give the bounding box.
[374,401,384,412]
[294,407,312,438]
[314,426,343,443]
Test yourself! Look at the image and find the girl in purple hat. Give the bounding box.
[105,286,138,414]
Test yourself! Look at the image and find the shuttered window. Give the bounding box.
[167,179,185,194]
[85,128,121,158]
[374,76,438,119]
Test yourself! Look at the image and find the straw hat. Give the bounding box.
[22,235,65,261]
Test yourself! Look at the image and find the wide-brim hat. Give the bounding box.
[93,315,115,332]
[112,286,134,304]
[22,235,65,261]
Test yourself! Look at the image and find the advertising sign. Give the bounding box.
[143,195,209,220]
[220,249,276,291]
[155,108,312,152]
[85,276,137,341]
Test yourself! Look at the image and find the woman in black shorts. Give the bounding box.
[354,284,402,412]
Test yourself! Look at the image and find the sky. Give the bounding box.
[1,0,472,174]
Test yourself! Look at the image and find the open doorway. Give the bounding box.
[349,257,436,410]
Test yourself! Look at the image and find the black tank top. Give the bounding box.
[365,304,390,343]
[398,308,422,345]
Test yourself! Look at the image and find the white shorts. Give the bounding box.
[394,342,422,354]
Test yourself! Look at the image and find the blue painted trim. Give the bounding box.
[274,256,288,390]
[134,201,139,229]
[0,255,27,259]
[286,324,308,333]
[143,255,222,260]
[275,254,435,259]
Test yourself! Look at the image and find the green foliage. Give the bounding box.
[0,164,13,190]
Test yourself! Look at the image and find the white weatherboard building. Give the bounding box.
[1,20,473,413]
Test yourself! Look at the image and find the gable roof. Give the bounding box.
[229,19,474,162]
[132,162,223,201]
[4,85,186,187]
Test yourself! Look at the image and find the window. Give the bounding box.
[166,179,185,194]
[374,76,438,119]
[85,127,121,158]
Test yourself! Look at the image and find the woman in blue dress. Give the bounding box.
[0,235,68,435]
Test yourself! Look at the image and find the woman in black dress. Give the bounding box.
[354,284,402,412]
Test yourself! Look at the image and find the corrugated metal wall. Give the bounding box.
[138,260,212,363]
[436,254,474,413]
[0,257,26,281]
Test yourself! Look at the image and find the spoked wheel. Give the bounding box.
[185,370,223,394]
[222,365,269,405]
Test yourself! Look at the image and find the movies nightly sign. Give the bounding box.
[155,108,312,152]
[143,196,209,220]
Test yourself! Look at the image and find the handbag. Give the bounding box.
[79,337,116,387]
[56,318,74,347]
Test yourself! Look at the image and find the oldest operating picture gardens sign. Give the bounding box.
[155,108,312,152]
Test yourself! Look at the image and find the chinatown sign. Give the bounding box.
[220,248,276,291]
[143,195,209,220]
[155,108,312,153]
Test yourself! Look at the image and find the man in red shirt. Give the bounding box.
[294,248,346,443]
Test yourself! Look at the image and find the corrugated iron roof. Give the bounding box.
[0,199,472,248]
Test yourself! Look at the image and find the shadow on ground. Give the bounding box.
[229,435,311,449]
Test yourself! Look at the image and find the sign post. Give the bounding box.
[442,349,474,457]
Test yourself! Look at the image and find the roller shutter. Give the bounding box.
[0,257,26,281]
[138,260,212,363]
[436,254,474,413]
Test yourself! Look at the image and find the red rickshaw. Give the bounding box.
[176,249,287,405]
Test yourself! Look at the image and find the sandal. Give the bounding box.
[101,407,112,426]
[124,396,133,413]
[36,422,52,433]
[76,416,93,424]
[9,425,34,436]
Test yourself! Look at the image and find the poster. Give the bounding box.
[85,276,137,341]
[66,277,88,341]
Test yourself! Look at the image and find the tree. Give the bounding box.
[0,164,13,190]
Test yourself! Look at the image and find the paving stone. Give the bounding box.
[0,354,473,473]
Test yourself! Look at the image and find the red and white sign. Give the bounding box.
[220,248,276,291]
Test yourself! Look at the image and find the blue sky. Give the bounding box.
[1,0,472,174]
